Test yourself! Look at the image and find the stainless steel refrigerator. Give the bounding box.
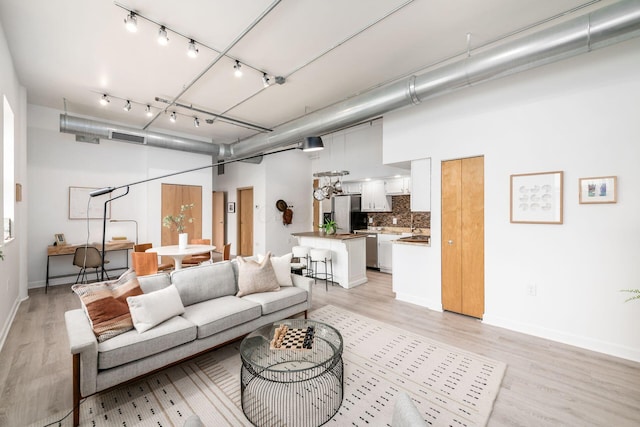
[332,195,367,233]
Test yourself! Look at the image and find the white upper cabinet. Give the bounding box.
[362,180,392,212]
[410,158,431,212]
[341,181,362,194]
[384,177,410,195]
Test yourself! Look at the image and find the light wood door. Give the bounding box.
[237,187,253,256]
[161,184,202,264]
[212,191,225,251]
[441,156,484,319]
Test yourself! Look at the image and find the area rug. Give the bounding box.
[34,305,506,427]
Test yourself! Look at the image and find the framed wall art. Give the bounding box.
[69,186,111,219]
[510,171,563,224]
[579,176,617,204]
[227,202,236,213]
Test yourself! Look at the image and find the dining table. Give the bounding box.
[146,244,216,270]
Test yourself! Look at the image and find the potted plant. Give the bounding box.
[163,203,194,249]
[321,218,337,235]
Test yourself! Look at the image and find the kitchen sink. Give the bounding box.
[398,235,430,243]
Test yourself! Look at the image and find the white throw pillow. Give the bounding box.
[258,252,293,287]
[126,285,185,333]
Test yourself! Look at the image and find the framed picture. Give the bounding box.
[69,186,111,219]
[510,171,563,224]
[54,233,66,245]
[227,202,236,213]
[579,176,617,204]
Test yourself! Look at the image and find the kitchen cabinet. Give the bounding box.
[410,158,431,212]
[384,177,410,195]
[362,180,391,212]
[341,181,362,194]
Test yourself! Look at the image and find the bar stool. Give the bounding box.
[291,246,312,277]
[309,248,334,291]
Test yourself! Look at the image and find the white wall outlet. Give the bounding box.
[526,283,537,296]
[392,217,397,224]
[368,217,373,223]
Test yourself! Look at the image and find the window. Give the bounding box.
[3,95,15,241]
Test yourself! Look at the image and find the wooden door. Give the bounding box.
[237,187,253,256]
[441,156,484,318]
[313,179,320,231]
[161,184,203,265]
[212,191,225,251]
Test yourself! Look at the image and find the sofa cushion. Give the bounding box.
[236,252,280,297]
[258,252,293,287]
[241,286,308,315]
[71,269,142,343]
[181,296,262,339]
[171,261,237,306]
[98,315,197,370]
[127,285,185,333]
[137,272,171,293]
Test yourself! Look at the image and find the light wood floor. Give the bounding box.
[1,270,639,426]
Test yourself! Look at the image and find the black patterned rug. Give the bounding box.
[34,305,506,426]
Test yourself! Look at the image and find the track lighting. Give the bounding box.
[194,117,200,128]
[169,112,177,123]
[123,100,132,112]
[234,60,242,77]
[124,11,137,33]
[99,94,110,106]
[262,73,270,88]
[187,39,198,58]
[145,105,153,117]
[157,26,169,46]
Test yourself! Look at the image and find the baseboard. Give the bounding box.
[482,313,640,363]
[395,293,443,312]
[0,294,27,353]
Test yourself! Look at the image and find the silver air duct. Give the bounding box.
[228,0,640,159]
[59,114,219,156]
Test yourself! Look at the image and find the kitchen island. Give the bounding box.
[291,232,367,289]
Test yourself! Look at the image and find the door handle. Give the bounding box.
[447,240,454,245]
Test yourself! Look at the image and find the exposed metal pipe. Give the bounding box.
[228,0,640,159]
[59,114,218,156]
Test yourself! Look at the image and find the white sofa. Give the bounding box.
[65,259,313,426]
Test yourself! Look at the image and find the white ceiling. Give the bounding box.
[0,0,609,147]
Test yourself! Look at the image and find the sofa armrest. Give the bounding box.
[65,309,99,397]
[291,274,313,309]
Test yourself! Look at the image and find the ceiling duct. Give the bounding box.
[60,114,218,156]
[227,0,640,160]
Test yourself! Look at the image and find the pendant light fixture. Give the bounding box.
[301,136,324,152]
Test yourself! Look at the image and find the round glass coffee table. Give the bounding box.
[240,319,343,427]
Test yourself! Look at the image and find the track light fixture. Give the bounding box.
[194,117,200,128]
[124,11,137,33]
[145,105,153,117]
[262,73,270,88]
[99,94,110,106]
[123,100,132,111]
[187,39,198,58]
[169,111,177,122]
[157,26,169,46]
[234,60,242,78]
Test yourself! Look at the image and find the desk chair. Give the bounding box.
[135,243,173,271]
[73,247,109,284]
[182,238,212,266]
[131,252,159,276]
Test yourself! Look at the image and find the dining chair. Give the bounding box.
[131,252,159,276]
[211,243,231,262]
[182,238,212,266]
[134,242,173,271]
[73,246,110,284]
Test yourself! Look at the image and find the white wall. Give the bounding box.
[383,37,640,361]
[27,105,213,288]
[0,19,27,350]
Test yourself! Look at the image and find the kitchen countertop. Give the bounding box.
[291,231,366,240]
[354,227,430,236]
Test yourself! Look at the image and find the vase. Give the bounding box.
[178,233,188,249]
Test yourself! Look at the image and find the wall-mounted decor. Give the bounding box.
[69,186,111,219]
[510,171,563,224]
[579,176,617,204]
[227,202,236,213]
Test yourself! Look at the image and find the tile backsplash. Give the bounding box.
[367,195,430,229]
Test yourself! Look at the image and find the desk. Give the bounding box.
[46,241,134,293]
[147,244,215,270]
